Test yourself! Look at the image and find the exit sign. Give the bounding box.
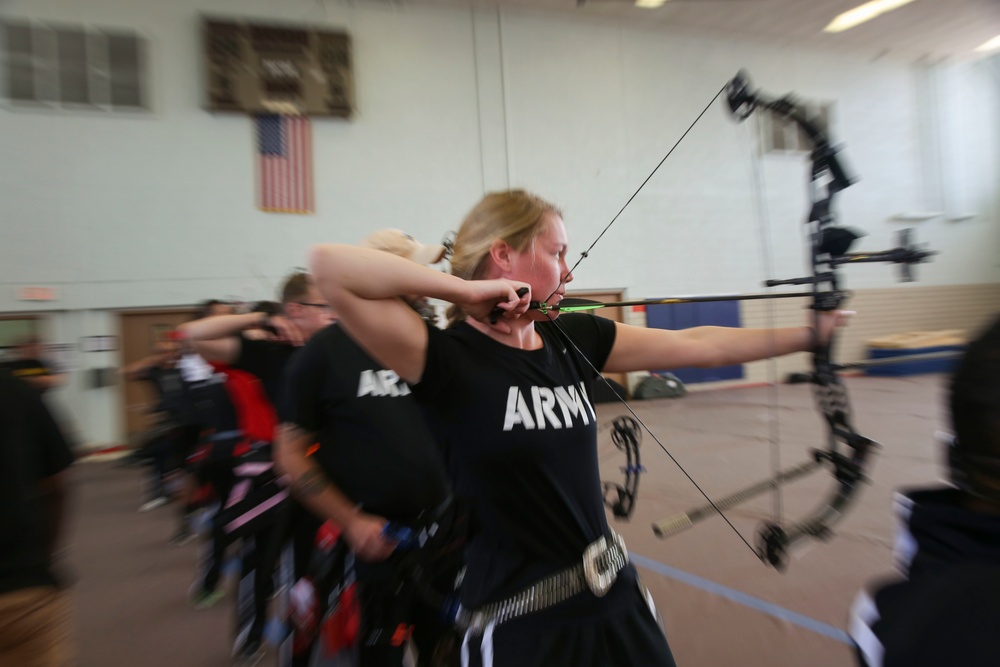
[17,286,58,301]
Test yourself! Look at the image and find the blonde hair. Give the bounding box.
[446,189,562,326]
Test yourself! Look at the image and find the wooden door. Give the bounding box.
[119,310,197,445]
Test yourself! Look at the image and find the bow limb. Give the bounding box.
[601,416,644,519]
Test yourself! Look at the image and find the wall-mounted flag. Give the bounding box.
[255,114,314,214]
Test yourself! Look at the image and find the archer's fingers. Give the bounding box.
[487,287,530,332]
[487,286,529,320]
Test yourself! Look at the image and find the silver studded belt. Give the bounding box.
[460,530,628,634]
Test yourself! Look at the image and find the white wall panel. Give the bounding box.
[2,0,997,446]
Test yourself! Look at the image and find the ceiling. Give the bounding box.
[370,0,1000,63]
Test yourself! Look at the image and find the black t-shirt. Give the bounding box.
[414,314,617,607]
[0,370,75,594]
[195,372,241,456]
[281,324,449,523]
[236,335,298,408]
[3,358,57,393]
[138,365,207,426]
[856,565,1000,667]
[851,487,1000,667]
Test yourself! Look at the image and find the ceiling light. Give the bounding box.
[635,0,668,8]
[975,34,1000,52]
[823,0,916,33]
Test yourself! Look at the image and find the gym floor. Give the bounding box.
[66,372,948,666]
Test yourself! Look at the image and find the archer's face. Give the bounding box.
[510,212,573,317]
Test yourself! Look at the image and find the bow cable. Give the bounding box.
[743,119,786,531]
[537,81,765,561]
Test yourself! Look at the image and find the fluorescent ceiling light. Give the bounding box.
[824,0,916,33]
[635,0,668,8]
[975,34,1000,52]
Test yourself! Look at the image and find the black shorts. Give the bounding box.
[459,566,675,667]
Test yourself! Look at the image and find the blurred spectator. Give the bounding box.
[3,336,65,393]
[122,336,204,527]
[0,367,76,667]
[850,314,1000,667]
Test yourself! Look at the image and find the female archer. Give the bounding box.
[309,189,845,667]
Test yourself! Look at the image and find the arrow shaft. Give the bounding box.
[539,291,814,313]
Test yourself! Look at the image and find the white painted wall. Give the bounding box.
[2,0,998,446]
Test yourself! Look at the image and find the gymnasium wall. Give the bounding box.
[2,0,997,446]
[740,282,1000,386]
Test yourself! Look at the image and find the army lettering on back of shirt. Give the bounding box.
[281,324,449,521]
[357,369,411,398]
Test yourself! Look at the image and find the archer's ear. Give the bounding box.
[488,239,514,274]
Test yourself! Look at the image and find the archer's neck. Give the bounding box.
[466,317,542,351]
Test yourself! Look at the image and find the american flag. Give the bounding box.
[255,114,314,213]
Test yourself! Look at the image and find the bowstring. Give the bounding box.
[540,84,728,307]
[535,80,775,560]
[545,312,759,559]
[743,120,784,530]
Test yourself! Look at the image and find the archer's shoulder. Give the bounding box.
[546,312,617,337]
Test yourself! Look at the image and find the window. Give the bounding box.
[0,317,40,363]
[758,100,833,154]
[2,20,148,111]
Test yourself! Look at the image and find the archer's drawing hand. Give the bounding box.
[344,511,397,562]
[464,280,531,334]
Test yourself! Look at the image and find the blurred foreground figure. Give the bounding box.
[850,314,1000,667]
[2,336,66,393]
[0,368,76,666]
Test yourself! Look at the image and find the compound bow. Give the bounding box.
[548,71,934,568]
